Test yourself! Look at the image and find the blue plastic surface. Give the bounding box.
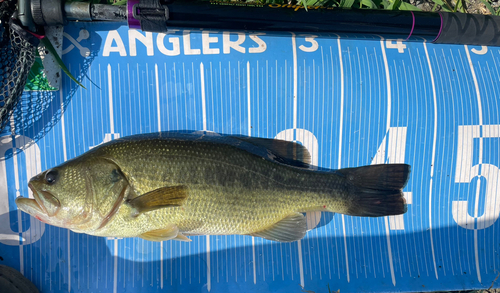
[1,22,500,292]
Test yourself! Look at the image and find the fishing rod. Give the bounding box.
[16,0,500,46]
[1,0,499,134]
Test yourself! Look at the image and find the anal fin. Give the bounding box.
[127,185,188,216]
[173,233,192,242]
[250,212,306,242]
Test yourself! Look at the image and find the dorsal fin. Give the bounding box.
[118,131,312,168]
[230,136,311,168]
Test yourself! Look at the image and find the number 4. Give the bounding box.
[386,39,406,53]
[371,127,412,230]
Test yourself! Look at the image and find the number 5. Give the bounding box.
[453,125,500,230]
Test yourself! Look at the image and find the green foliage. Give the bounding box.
[398,1,422,10]
[481,0,500,14]
[360,0,377,8]
[25,53,57,91]
[248,0,421,9]
[65,0,115,3]
[40,37,86,89]
[339,0,356,8]
[251,0,497,13]
[112,0,127,5]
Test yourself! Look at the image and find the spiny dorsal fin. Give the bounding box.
[231,136,311,167]
[127,185,188,216]
[250,212,307,242]
[139,225,178,242]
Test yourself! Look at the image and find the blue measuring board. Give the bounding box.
[1,22,500,293]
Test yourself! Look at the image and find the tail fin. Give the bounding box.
[337,164,410,217]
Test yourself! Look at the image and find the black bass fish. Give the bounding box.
[16,132,410,242]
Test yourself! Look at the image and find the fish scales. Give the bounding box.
[94,136,347,237]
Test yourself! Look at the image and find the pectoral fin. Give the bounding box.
[140,225,178,242]
[250,212,307,242]
[127,185,188,216]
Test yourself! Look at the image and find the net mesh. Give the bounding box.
[1,47,96,160]
[0,5,96,160]
[0,7,37,133]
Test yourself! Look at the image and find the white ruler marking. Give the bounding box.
[155,64,161,131]
[334,35,350,283]
[201,62,207,131]
[465,45,483,284]
[247,62,251,136]
[252,237,256,284]
[379,37,397,286]
[59,82,71,291]
[423,42,439,280]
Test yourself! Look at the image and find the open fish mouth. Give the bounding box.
[15,183,54,219]
[28,183,50,214]
[15,195,51,224]
[15,197,44,213]
[15,195,45,218]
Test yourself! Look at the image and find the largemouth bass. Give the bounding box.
[16,132,410,242]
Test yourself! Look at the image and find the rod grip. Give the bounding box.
[434,12,500,46]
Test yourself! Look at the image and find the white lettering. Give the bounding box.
[102,30,271,57]
[157,30,180,56]
[202,31,220,55]
[129,30,154,56]
[183,30,201,55]
[249,33,267,53]
[223,32,245,54]
[102,30,127,57]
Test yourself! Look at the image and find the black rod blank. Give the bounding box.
[23,0,500,46]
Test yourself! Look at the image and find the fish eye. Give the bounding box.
[45,169,58,185]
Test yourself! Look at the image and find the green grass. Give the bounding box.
[25,54,57,91]
[480,0,500,14]
[250,0,497,13]
[62,0,497,12]
[251,0,421,10]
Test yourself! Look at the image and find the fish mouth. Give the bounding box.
[15,187,46,219]
[28,183,48,214]
[29,182,61,216]
[16,183,60,219]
